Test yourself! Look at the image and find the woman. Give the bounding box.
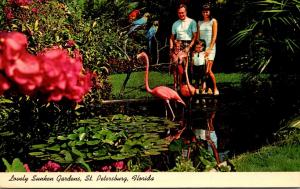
[197,4,219,95]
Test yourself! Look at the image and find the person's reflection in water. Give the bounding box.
[194,110,221,164]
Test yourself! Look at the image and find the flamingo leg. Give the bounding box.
[166,100,175,121]
[165,104,168,119]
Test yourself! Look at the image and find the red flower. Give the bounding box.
[99,165,112,172]
[0,32,28,62]
[38,48,91,102]
[23,164,31,172]
[5,52,42,94]
[65,40,76,48]
[112,161,125,170]
[31,7,38,13]
[38,161,61,172]
[8,0,33,6]
[69,165,86,172]
[3,7,14,20]
[0,32,91,102]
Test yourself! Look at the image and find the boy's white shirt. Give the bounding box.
[192,51,206,66]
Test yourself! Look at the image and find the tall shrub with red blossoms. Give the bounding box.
[0,31,92,102]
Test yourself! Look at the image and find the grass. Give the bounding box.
[108,71,244,99]
[231,144,300,171]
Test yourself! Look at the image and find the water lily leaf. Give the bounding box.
[79,133,86,141]
[92,156,111,160]
[72,147,85,158]
[68,141,76,147]
[29,152,45,156]
[60,150,73,162]
[47,137,56,143]
[146,123,159,127]
[67,134,78,140]
[31,144,48,149]
[93,149,107,157]
[102,139,114,145]
[76,141,85,146]
[77,127,86,133]
[87,153,93,158]
[92,133,103,139]
[50,154,66,163]
[86,140,100,145]
[78,119,97,124]
[57,136,67,140]
[61,143,67,148]
[110,154,127,160]
[144,150,161,156]
[131,133,143,138]
[46,145,60,151]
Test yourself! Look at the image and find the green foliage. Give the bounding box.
[2,158,26,172]
[192,145,217,171]
[232,144,300,171]
[275,116,300,145]
[0,97,14,126]
[29,114,177,165]
[228,0,300,73]
[169,156,197,172]
[1,1,73,52]
[168,139,218,171]
[127,155,153,171]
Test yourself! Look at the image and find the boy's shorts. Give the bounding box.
[193,65,206,81]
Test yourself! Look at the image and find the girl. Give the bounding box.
[197,4,219,95]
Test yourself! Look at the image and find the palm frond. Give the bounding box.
[258,56,272,73]
[260,9,287,12]
[228,23,258,46]
[284,38,300,53]
[256,0,285,6]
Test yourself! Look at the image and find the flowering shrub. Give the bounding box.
[0,31,92,102]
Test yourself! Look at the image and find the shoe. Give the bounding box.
[196,100,199,104]
[207,88,213,95]
[201,89,206,94]
[214,89,219,96]
[196,89,200,94]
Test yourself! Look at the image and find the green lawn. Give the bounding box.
[108,71,244,99]
[231,144,300,171]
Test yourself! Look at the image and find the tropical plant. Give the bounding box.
[2,158,27,172]
[228,0,300,73]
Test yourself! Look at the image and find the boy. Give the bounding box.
[191,40,207,94]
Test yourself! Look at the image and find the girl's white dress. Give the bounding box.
[198,19,216,61]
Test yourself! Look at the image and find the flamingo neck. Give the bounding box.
[143,53,153,93]
[184,59,195,94]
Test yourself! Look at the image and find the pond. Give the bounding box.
[96,85,282,171]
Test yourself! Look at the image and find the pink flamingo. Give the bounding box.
[179,51,196,97]
[137,52,186,121]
